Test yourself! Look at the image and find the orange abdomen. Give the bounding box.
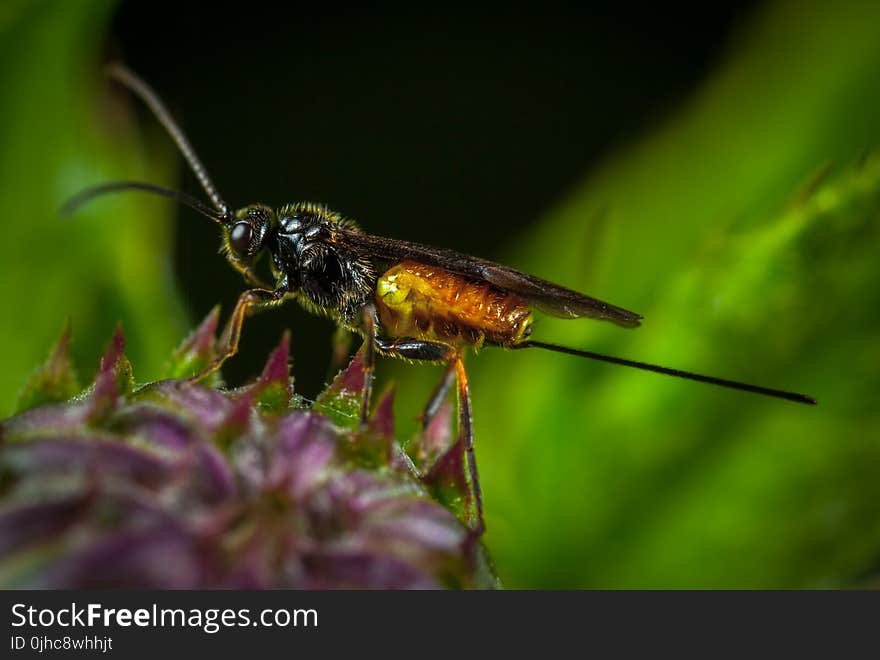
[375,261,533,348]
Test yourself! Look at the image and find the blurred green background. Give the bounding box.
[1,0,879,588]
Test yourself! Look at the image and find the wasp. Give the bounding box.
[65,66,816,534]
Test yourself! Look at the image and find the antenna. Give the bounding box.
[515,340,817,405]
[61,181,228,223]
[106,63,230,217]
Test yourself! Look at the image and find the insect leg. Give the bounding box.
[227,258,273,289]
[188,287,286,382]
[420,362,457,430]
[359,307,456,426]
[327,325,353,378]
[372,335,484,533]
[374,337,456,361]
[454,356,484,535]
[359,309,377,429]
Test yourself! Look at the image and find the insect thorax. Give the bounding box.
[272,202,375,326]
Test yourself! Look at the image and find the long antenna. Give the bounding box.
[106,63,230,217]
[60,181,228,223]
[515,340,817,405]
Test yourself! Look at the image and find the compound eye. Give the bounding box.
[230,222,252,256]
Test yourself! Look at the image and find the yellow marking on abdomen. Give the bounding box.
[375,261,533,348]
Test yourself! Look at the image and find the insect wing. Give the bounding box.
[478,266,642,326]
[339,230,642,327]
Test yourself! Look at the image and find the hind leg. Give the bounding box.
[361,330,483,533]
[420,362,457,430]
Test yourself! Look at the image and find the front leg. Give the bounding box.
[188,286,287,382]
[227,254,273,289]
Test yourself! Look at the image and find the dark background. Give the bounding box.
[110,2,756,396]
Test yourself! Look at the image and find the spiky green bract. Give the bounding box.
[14,321,80,415]
[0,316,498,589]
